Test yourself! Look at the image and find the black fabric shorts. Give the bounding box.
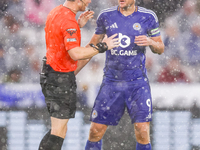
[40,57,77,119]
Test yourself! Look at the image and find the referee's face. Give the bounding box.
[79,0,91,11]
[118,0,135,10]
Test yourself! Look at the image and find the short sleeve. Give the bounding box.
[62,20,80,50]
[147,12,161,37]
[95,13,106,35]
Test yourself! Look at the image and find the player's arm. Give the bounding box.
[68,46,98,61]
[134,35,164,55]
[87,33,105,46]
[149,36,165,54]
[74,44,92,76]
[73,34,119,75]
[68,33,119,61]
[74,34,105,75]
[69,34,119,75]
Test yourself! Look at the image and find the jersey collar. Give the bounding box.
[62,5,76,15]
[117,6,138,17]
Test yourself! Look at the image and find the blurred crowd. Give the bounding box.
[0,0,57,83]
[146,0,200,83]
[0,0,200,106]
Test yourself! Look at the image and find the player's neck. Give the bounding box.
[120,5,135,16]
[63,1,78,14]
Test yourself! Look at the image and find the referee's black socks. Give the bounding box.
[38,130,51,150]
[38,130,64,150]
[45,134,64,150]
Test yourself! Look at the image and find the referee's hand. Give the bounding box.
[78,10,94,28]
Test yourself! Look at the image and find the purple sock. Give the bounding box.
[85,140,102,150]
[136,142,151,150]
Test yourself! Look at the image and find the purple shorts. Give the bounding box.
[90,80,152,125]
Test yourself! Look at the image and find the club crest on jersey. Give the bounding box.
[92,110,98,119]
[133,23,141,30]
[66,28,77,36]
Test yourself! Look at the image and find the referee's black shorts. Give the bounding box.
[40,57,77,119]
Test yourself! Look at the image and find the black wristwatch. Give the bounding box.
[89,42,108,53]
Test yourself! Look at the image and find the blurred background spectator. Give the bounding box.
[0,44,7,82]
[5,0,25,23]
[179,17,200,82]
[157,57,190,83]
[24,0,56,27]
[196,0,200,14]
[2,67,22,83]
[0,0,200,107]
[0,0,8,19]
[0,14,27,70]
[20,44,41,83]
[136,0,185,23]
[175,0,197,33]
[159,16,182,65]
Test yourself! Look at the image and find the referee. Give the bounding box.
[38,0,119,150]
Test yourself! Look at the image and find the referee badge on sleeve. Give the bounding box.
[67,38,77,42]
[66,28,77,36]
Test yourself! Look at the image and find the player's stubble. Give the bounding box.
[119,0,135,11]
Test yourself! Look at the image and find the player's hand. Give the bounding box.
[134,35,152,46]
[78,10,94,28]
[102,34,120,50]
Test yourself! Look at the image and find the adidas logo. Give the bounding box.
[110,22,118,29]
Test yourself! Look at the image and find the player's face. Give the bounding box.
[79,0,91,11]
[118,0,135,10]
